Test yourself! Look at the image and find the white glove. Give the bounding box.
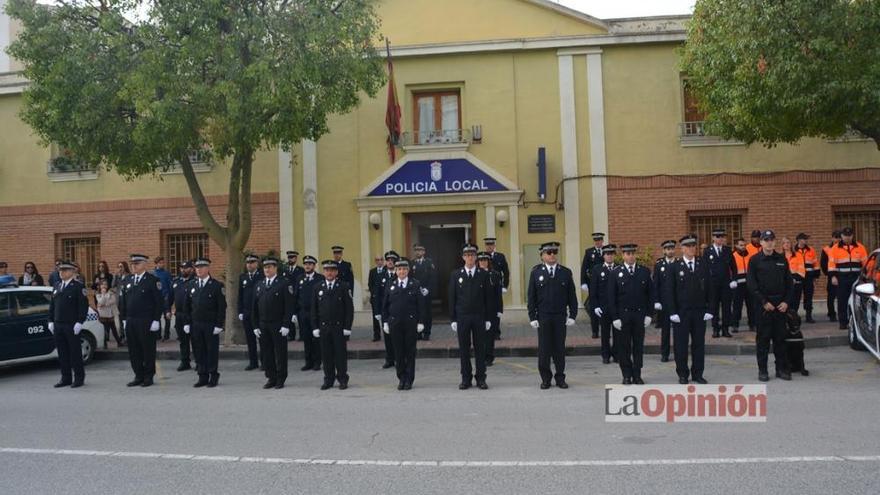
[565,318,575,326]
[729,281,738,289]
[485,321,492,330]
[644,316,652,327]
[213,327,223,335]
[123,320,127,330]
[280,327,290,337]
[312,329,320,338]
[451,322,458,332]
[496,312,502,318]
[417,323,425,333]
[612,319,623,330]
[501,288,508,293]
[654,302,662,311]
[150,320,160,332]
[703,313,714,321]
[529,320,539,329]
[253,328,261,338]
[73,323,82,335]
[670,314,681,323]
[183,324,191,334]
[581,284,589,291]
[594,307,603,317]
[383,322,390,334]
[420,287,429,296]
[343,329,351,336]
[238,313,244,321]
[48,322,55,334]
[374,314,382,322]
[291,315,298,325]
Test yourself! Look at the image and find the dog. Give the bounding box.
[785,311,808,376]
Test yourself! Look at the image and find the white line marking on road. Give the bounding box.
[1,447,879,468]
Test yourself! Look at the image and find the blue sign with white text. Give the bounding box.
[369,159,508,196]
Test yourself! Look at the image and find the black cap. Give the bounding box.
[679,234,698,246]
[621,244,638,253]
[661,240,677,249]
[841,227,854,236]
[58,260,77,270]
[712,228,726,237]
[394,260,410,268]
[483,237,496,244]
[384,250,400,261]
[286,250,299,258]
[322,260,339,270]
[331,245,344,252]
[193,257,211,267]
[761,230,776,241]
[477,251,491,260]
[245,254,260,263]
[750,230,762,238]
[831,230,841,238]
[592,232,605,240]
[130,254,149,263]
[413,243,425,250]
[602,244,617,255]
[796,233,810,240]
[180,260,193,269]
[462,244,479,254]
[303,255,317,264]
[262,257,279,266]
[540,242,561,253]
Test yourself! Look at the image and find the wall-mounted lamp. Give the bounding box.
[496,209,509,228]
[471,125,483,144]
[369,212,382,230]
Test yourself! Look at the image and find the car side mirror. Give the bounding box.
[855,282,876,296]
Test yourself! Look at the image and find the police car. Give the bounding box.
[848,248,880,360]
[0,282,104,368]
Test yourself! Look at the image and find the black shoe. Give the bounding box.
[839,323,848,330]
[678,377,688,385]
[486,360,494,367]
[611,356,618,363]
[126,379,143,387]
[633,377,644,385]
[712,330,720,338]
[403,382,412,390]
[801,369,810,376]
[398,382,405,391]
[245,364,259,371]
[776,371,792,381]
[749,325,757,332]
[805,313,815,324]
[493,334,500,341]
[274,382,285,389]
[301,364,313,371]
[54,381,71,388]
[372,337,381,342]
[721,330,732,338]
[660,356,669,363]
[194,377,208,388]
[422,335,431,341]
[693,377,708,384]
[602,357,610,364]
[71,381,84,388]
[312,364,321,371]
[339,381,348,390]
[731,327,739,334]
[382,362,395,369]
[459,382,471,390]
[556,380,569,389]
[758,370,769,382]
[263,381,276,389]
[177,362,191,372]
[321,383,333,390]
[622,377,632,385]
[141,378,154,388]
[828,314,836,322]
[477,381,488,390]
[540,382,551,390]
[591,332,599,339]
[207,375,219,387]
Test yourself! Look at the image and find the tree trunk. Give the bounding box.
[224,248,244,345]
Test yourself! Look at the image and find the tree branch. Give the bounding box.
[179,153,228,243]
[231,149,254,250]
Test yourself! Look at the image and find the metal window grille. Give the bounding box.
[164,232,209,273]
[688,214,743,247]
[60,236,101,282]
[834,210,880,252]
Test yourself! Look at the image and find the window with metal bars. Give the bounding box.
[163,232,209,274]
[688,214,744,247]
[834,210,880,252]
[59,236,101,283]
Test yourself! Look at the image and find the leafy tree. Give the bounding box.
[7,0,385,341]
[681,0,880,149]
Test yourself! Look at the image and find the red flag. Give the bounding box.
[385,40,401,164]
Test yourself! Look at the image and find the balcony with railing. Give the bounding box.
[160,149,213,175]
[400,128,474,151]
[47,147,99,181]
[678,121,743,147]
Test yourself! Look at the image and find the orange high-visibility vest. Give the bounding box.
[798,246,818,275]
[828,241,869,275]
[746,243,761,258]
[786,250,806,279]
[732,250,749,283]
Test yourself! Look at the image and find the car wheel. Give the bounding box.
[848,313,865,351]
[80,332,97,364]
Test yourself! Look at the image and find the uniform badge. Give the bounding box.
[318,290,324,296]
[157,282,163,290]
[299,280,304,285]
[126,284,132,289]
[618,272,624,278]
[538,275,544,281]
[660,267,665,272]
[390,285,396,291]
[288,286,294,294]
[679,271,685,276]
[221,287,226,296]
[601,272,606,278]
[53,290,58,295]
[458,277,463,284]
[191,288,196,294]
[173,283,178,289]
[82,288,88,296]
[709,255,714,260]
[242,280,247,286]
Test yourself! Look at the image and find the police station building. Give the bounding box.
[1,0,878,320]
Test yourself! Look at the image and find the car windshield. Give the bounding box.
[15,291,51,316]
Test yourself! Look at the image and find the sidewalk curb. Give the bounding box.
[94,335,850,361]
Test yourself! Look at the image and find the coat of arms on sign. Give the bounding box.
[430,161,442,182]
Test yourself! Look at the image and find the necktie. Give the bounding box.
[200,279,205,289]
[135,275,140,285]
[550,267,554,278]
[688,261,694,272]
[329,282,334,291]
[61,282,67,291]
[266,279,270,288]
[629,266,634,276]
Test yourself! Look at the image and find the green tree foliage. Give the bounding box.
[681,0,880,149]
[7,0,385,341]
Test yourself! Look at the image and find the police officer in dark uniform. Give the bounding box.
[581,232,606,338]
[293,255,323,371]
[410,243,437,341]
[589,244,618,364]
[382,259,427,390]
[237,254,263,371]
[282,251,304,341]
[484,237,510,296]
[747,230,794,382]
[663,235,714,385]
[183,257,227,388]
[703,228,737,338]
[607,244,655,385]
[379,251,399,369]
[252,257,294,389]
[477,251,504,366]
[528,241,578,389]
[312,260,354,390]
[331,246,354,288]
[168,260,194,372]
[449,244,492,390]
[367,255,386,342]
[48,261,89,388]
[119,254,165,388]
[653,240,677,362]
